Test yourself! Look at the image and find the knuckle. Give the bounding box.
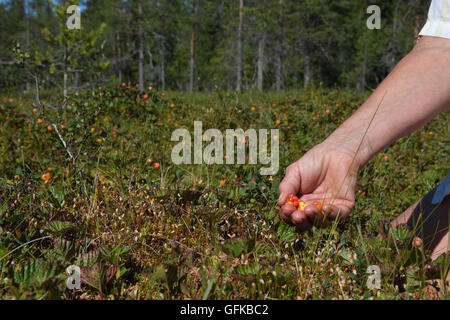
[285,164,295,174]
[294,215,305,225]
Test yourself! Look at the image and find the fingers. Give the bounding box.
[291,209,313,232]
[304,204,330,228]
[278,164,301,206]
[279,201,353,232]
[321,202,352,222]
[278,206,313,232]
[279,204,297,226]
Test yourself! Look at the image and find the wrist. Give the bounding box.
[322,129,373,169]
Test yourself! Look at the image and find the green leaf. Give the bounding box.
[277,223,296,243]
[13,259,56,289]
[44,221,74,235]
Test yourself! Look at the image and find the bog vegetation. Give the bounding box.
[0,86,448,299]
[0,0,448,300]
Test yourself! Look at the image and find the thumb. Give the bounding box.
[278,164,302,206]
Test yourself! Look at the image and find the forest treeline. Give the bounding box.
[0,0,429,93]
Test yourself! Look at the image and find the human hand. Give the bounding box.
[277,141,360,232]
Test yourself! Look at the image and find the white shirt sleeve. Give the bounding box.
[419,0,450,39]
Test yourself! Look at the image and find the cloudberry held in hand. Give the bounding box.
[286,194,299,206]
[298,200,307,211]
[286,194,324,212]
[312,201,322,211]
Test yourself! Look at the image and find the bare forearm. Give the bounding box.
[325,36,450,167]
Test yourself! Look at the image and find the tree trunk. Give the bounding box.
[25,0,30,91]
[275,0,283,91]
[303,2,311,90]
[389,0,400,71]
[414,0,422,39]
[303,54,311,89]
[138,1,145,92]
[161,57,165,90]
[63,44,68,98]
[76,71,80,89]
[116,33,122,85]
[358,34,368,93]
[303,41,312,89]
[158,40,166,90]
[257,34,265,92]
[188,0,195,93]
[236,0,244,93]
